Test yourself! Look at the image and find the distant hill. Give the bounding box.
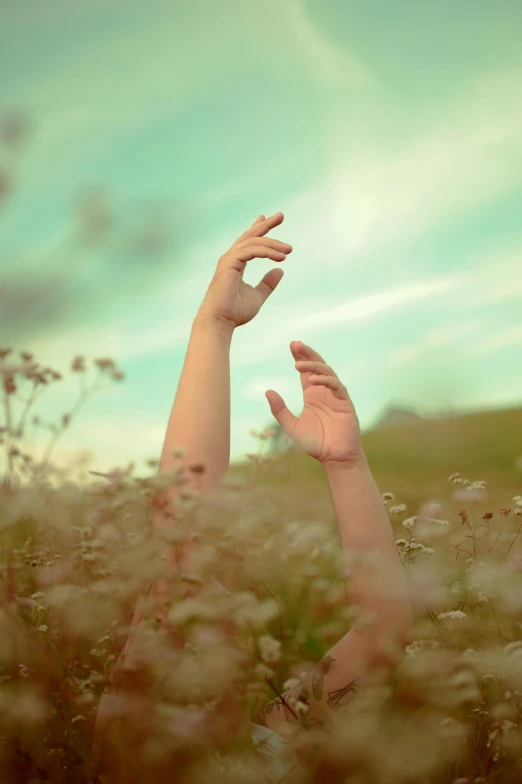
[374,405,424,429]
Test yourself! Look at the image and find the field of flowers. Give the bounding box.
[1,348,522,784]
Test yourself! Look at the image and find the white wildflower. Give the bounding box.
[389,504,407,515]
[451,581,464,595]
[405,641,423,659]
[283,677,301,691]
[440,716,461,729]
[421,546,435,555]
[437,610,467,621]
[468,480,486,491]
[258,634,282,665]
[449,472,463,484]
[503,641,522,658]
[402,516,418,531]
[477,592,489,604]
[295,700,309,716]
[382,492,395,501]
[426,517,450,527]
[254,662,274,680]
[37,624,48,632]
[513,495,522,508]
[396,538,408,547]
[168,599,215,625]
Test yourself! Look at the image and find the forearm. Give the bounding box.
[152,312,234,577]
[159,313,233,489]
[324,456,414,654]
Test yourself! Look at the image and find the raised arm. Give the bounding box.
[262,341,414,735]
[89,212,292,782]
[150,212,292,601]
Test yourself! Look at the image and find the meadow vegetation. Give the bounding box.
[1,346,522,783]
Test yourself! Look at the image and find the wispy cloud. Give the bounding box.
[9,0,369,187]
[468,324,522,356]
[281,69,522,269]
[296,278,459,328]
[282,0,370,88]
[388,318,483,370]
[232,273,465,369]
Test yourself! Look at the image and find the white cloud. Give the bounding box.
[12,0,369,186]
[231,273,465,369]
[388,345,422,370]
[457,246,522,307]
[297,278,459,328]
[467,324,522,356]
[424,319,482,348]
[240,375,295,403]
[282,72,522,268]
[388,318,486,369]
[282,0,370,88]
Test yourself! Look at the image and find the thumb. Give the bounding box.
[265,389,298,440]
[254,267,284,305]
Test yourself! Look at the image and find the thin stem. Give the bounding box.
[490,603,504,646]
[425,605,447,643]
[264,679,299,721]
[16,382,48,444]
[247,439,266,491]
[489,520,510,555]
[40,369,103,466]
[241,543,283,645]
[455,546,474,561]
[2,381,14,477]
[497,519,522,571]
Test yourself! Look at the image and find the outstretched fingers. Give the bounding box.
[291,341,327,364]
[295,359,348,397]
[308,374,345,393]
[295,360,335,376]
[236,245,287,263]
[237,212,284,243]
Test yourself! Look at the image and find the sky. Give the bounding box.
[1,0,521,478]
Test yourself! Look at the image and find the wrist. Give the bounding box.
[193,310,235,341]
[322,452,368,476]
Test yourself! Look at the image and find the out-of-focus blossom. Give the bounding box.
[402,516,417,531]
[437,610,467,621]
[258,634,282,665]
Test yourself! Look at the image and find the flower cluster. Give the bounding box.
[2,342,522,783]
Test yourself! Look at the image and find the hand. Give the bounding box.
[198,212,292,329]
[265,341,365,467]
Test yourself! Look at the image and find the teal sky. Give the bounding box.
[1,0,522,477]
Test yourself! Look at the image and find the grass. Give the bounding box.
[1,356,522,783]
